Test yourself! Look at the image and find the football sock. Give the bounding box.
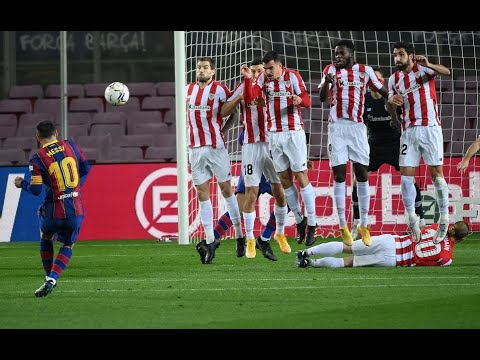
[306,241,344,257]
[284,185,303,224]
[49,247,72,281]
[334,181,347,228]
[261,211,276,241]
[311,257,345,268]
[300,183,316,226]
[214,212,232,240]
[356,181,370,228]
[40,238,54,276]
[433,177,450,216]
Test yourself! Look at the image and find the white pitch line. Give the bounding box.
[6,282,480,295]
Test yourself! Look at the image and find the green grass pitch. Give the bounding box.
[1,235,479,329]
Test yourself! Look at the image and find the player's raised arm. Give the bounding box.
[457,136,480,173]
[241,64,262,103]
[414,55,451,76]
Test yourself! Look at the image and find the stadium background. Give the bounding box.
[0,31,479,242]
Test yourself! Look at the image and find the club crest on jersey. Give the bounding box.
[336,73,342,79]
[414,71,421,79]
[284,80,291,88]
[208,94,215,101]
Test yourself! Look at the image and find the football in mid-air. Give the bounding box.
[104,81,129,106]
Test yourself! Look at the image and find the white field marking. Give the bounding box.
[0,276,473,285]
[8,282,480,295]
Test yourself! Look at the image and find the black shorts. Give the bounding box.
[368,145,400,172]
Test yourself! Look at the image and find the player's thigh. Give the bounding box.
[269,132,290,173]
[399,127,421,167]
[208,147,233,183]
[52,216,84,246]
[328,121,349,167]
[242,143,264,187]
[283,130,308,173]
[188,147,213,185]
[346,122,369,166]
[352,234,396,267]
[419,126,444,166]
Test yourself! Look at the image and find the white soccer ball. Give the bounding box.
[104,82,129,106]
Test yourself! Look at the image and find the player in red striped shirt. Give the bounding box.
[387,41,451,244]
[14,120,90,297]
[296,221,470,268]
[319,40,392,248]
[186,57,244,264]
[242,51,318,248]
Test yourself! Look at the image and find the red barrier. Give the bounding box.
[79,159,480,241]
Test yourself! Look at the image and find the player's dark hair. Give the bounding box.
[453,221,471,242]
[262,51,282,64]
[335,40,355,53]
[36,120,56,139]
[393,41,414,55]
[250,59,263,66]
[197,56,215,69]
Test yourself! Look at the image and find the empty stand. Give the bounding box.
[33,98,61,120]
[128,82,156,97]
[3,137,38,152]
[84,83,109,97]
[45,84,84,98]
[144,146,176,162]
[132,122,169,137]
[0,149,26,165]
[89,123,125,145]
[109,146,144,162]
[69,98,104,113]
[65,123,90,141]
[0,99,32,116]
[156,82,175,96]
[105,96,140,113]
[141,96,175,112]
[8,85,44,103]
[92,112,127,132]
[19,113,56,128]
[0,114,18,143]
[77,134,112,161]
[126,111,162,134]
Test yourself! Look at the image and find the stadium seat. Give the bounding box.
[141,96,175,112]
[77,134,112,161]
[454,76,479,92]
[119,134,156,148]
[162,110,175,124]
[84,83,109,97]
[0,149,27,165]
[8,85,44,104]
[128,82,156,97]
[0,99,33,115]
[442,93,469,104]
[439,104,453,117]
[156,82,175,96]
[144,146,176,162]
[153,133,176,148]
[132,122,169,138]
[19,113,55,128]
[109,146,144,163]
[3,137,38,152]
[45,84,85,98]
[126,111,162,134]
[65,123,90,141]
[105,96,140,113]
[89,124,125,145]
[0,113,18,140]
[33,98,61,120]
[63,112,92,127]
[92,112,127,132]
[69,98,105,113]
[15,126,37,137]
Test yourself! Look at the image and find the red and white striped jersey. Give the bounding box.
[395,224,455,267]
[254,68,308,132]
[322,63,383,123]
[185,80,231,149]
[228,82,268,144]
[388,64,440,130]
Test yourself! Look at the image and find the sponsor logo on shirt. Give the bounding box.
[339,80,363,87]
[189,104,211,111]
[398,83,421,96]
[268,90,291,97]
[58,191,78,200]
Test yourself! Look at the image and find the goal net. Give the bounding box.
[183,31,480,242]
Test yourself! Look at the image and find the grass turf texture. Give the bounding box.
[1,235,479,329]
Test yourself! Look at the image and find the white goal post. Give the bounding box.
[175,31,480,243]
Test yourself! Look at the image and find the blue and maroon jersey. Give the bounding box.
[21,139,90,219]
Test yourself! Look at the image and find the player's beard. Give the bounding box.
[197,74,212,84]
[395,60,409,71]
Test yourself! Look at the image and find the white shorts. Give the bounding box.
[269,130,308,173]
[399,125,444,167]
[242,142,280,187]
[328,118,370,167]
[188,146,232,186]
[352,234,397,267]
